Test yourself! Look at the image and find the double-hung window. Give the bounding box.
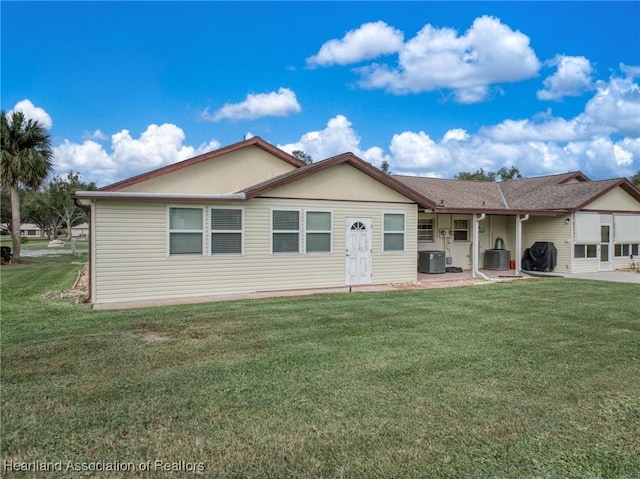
[306,211,332,253]
[169,207,203,255]
[272,210,300,253]
[383,213,405,252]
[418,218,434,242]
[211,208,243,255]
[453,219,469,242]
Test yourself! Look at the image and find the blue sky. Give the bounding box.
[2,1,639,187]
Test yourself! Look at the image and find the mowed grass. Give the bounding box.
[1,256,639,478]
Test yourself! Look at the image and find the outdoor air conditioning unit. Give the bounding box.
[418,250,446,274]
[484,249,511,270]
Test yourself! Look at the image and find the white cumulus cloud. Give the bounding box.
[53,123,220,186]
[278,68,638,181]
[306,21,404,67]
[8,99,53,129]
[83,129,108,141]
[203,88,301,121]
[583,69,640,138]
[278,114,391,166]
[356,16,540,102]
[537,55,594,100]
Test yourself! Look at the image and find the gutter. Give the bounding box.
[472,213,492,281]
[74,191,246,202]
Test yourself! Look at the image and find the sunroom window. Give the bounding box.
[614,243,639,257]
[574,244,597,259]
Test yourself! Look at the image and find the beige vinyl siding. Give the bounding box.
[584,187,640,211]
[119,146,296,194]
[521,216,572,273]
[612,255,637,270]
[267,163,413,203]
[93,199,417,305]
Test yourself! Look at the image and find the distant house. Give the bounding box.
[395,172,640,274]
[1,223,43,237]
[71,222,89,238]
[75,137,432,307]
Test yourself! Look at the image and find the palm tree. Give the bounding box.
[1,110,54,259]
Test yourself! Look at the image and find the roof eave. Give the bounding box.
[435,207,569,216]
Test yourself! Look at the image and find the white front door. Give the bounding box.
[599,224,612,271]
[345,218,372,285]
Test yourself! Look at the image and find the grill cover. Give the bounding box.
[521,242,557,272]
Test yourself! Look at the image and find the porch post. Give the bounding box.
[515,214,530,275]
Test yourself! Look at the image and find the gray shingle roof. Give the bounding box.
[393,172,639,213]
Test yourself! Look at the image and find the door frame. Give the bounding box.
[599,223,612,271]
[345,217,372,285]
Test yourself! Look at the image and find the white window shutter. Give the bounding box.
[614,215,640,243]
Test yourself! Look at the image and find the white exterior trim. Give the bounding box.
[304,209,333,255]
[270,208,302,255]
[381,211,407,253]
[166,205,206,258]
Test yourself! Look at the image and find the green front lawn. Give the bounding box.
[1,256,639,478]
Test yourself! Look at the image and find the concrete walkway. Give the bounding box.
[561,271,640,284]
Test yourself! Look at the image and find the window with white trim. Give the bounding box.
[211,208,243,255]
[453,219,469,242]
[272,210,300,253]
[418,218,434,242]
[306,211,332,253]
[574,244,597,259]
[383,213,405,252]
[169,207,203,255]
[614,244,639,257]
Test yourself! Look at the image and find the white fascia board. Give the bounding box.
[74,191,246,201]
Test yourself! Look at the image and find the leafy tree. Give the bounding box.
[22,187,60,239]
[631,171,640,189]
[292,150,313,164]
[455,166,522,182]
[380,160,391,174]
[48,171,96,239]
[0,111,54,258]
[0,187,14,234]
[496,166,523,181]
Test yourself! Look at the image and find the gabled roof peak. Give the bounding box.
[241,152,437,209]
[100,136,306,192]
